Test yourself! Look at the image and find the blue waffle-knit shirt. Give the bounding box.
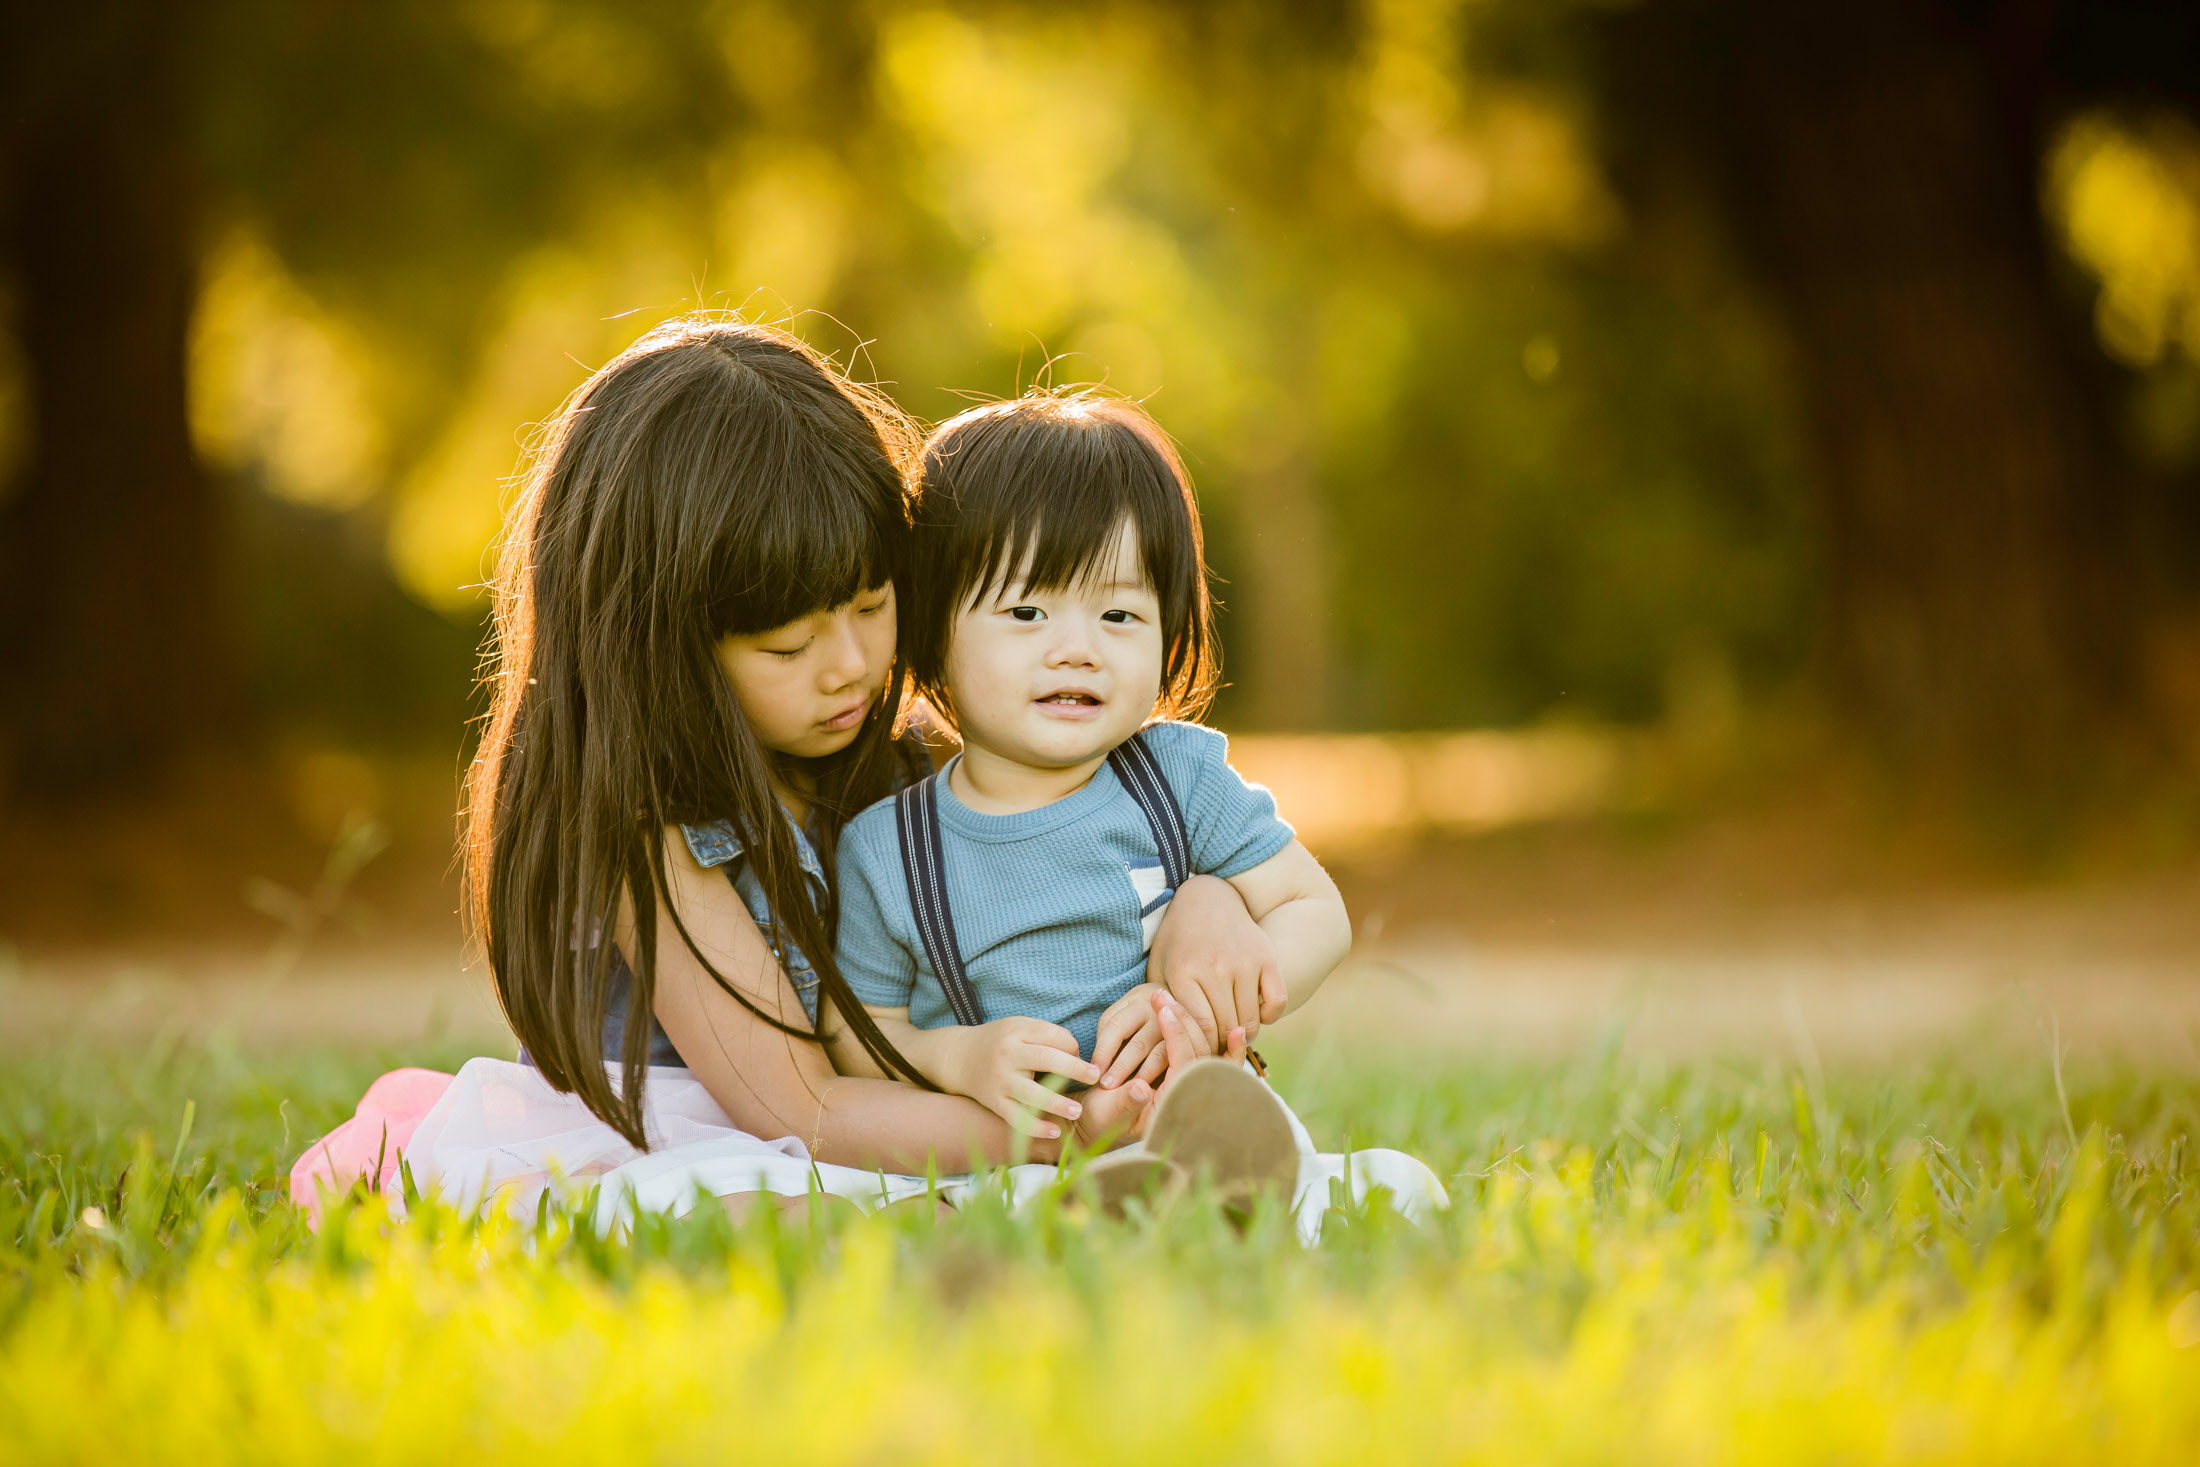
[835,721,1295,1058]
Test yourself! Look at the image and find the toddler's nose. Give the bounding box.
[1046,626,1099,667]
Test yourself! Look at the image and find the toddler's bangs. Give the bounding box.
[934,399,1195,615]
[910,393,1217,719]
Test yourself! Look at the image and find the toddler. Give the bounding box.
[832,392,1352,1197]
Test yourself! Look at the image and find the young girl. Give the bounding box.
[831,391,1446,1229]
[298,316,1247,1222]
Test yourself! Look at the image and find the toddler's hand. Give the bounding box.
[938,1017,1100,1138]
[1069,1071,1155,1151]
[1146,874,1282,1049]
[1089,983,1211,1090]
[1073,991,1251,1150]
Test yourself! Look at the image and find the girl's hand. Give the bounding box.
[937,1018,1101,1138]
[1088,982,1213,1090]
[1146,874,1285,1051]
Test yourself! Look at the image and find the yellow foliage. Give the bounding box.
[2047,109,2200,368]
[189,229,387,510]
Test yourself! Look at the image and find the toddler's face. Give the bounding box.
[716,584,897,759]
[946,520,1164,772]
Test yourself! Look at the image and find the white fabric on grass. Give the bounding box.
[400,1057,1447,1245]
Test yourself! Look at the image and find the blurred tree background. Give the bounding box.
[4,0,2199,813]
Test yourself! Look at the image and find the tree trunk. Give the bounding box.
[2,4,232,803]
[1730,2,2136,775]
[1608,0,2140,780]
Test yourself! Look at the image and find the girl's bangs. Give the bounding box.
[691,386,908,637]
[710,487,893,636]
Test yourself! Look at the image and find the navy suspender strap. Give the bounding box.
[1105,730,1189,892]
[895,775,987,1026]
[892,728,1189,1027]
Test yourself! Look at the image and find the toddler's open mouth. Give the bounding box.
[1037,692,1102,706]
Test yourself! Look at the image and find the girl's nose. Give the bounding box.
[818,614,869,689]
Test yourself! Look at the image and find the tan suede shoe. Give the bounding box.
[1080,1058,1299,1218]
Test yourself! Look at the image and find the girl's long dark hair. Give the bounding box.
[465,315,931,1149]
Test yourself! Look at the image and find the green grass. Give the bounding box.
[3,1031,2198,1462]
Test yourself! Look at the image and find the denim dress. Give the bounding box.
[526,813,829,1072]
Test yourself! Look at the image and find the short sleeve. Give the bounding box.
[1140,721,1295,880]
[833,806,922,1009]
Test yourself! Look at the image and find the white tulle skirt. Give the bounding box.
[380,1057,1446,1245]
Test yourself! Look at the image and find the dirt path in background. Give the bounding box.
[7,795,2196,1063]
[8,886,2195,1065]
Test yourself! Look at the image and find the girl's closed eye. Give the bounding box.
[767,638,814,660]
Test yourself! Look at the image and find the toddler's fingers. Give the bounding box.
[1118,1077,1157,1140]
[1100,1021,1161,1089]
[1134,1035,1169,1085]
[1224,1025,1249,1066]
[1089,1000,1149,1081]
[996,1097,1062,1140]
[1153,995,1204,1078]
[1170,982,1221,1052]
[1009,1075,1083,1124]
[1013,1018,1087,1056]
[1258,961,1288,1026]
[1024,1045,1102,1088]
[1229,965,1263,1043]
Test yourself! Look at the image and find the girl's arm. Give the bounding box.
[828,1002,1096,1138]
[634,830,1053,1175]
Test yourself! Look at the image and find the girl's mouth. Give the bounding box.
[1037,692,1101,707]
[821,699,870,732]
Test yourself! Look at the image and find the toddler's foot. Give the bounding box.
[1087,1057,1297,1219]
[1080,1146,1181,1217]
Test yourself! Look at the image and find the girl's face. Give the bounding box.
[946,520,1163,772]
[717,584,897,759]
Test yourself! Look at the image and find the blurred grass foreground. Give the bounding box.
[4,1039,2199,1462]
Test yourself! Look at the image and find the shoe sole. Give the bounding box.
[1080,1149,1184,1218]
[1142,1058,1300,1210]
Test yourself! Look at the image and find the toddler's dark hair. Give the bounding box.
[906,390,1218,726]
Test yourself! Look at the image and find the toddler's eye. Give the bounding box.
[1008,606,1044,623]
[1101,609,1135,624]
